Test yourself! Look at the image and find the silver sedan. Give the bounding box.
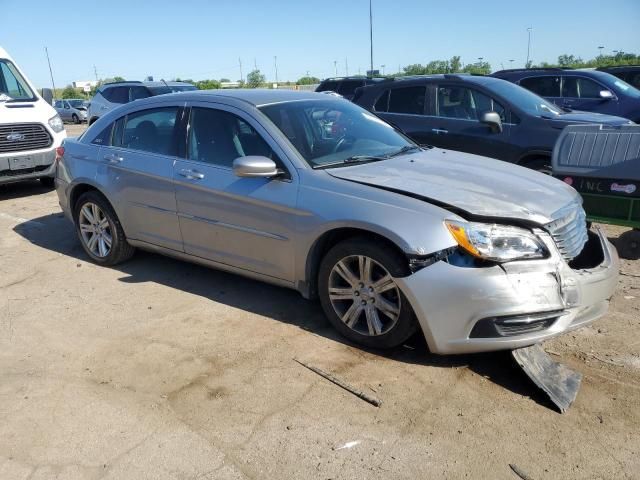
[55,90,618,353]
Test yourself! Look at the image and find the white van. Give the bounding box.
[0,46,66,186]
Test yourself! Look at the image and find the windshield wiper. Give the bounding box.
[315,155,388,169]
[387,145,422,157]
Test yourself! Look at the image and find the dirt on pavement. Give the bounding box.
[0,123,639,479]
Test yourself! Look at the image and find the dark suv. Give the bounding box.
[596,65,640,89]
[353,74,631,171]
[316,77,386,100]
[87,80,197,124]
[492,68,640,123]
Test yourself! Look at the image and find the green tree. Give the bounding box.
[195,79,221,90]
[61,85,81,99]
[449,56,462,73]
[245,69,265,88]
[297,76,321,85]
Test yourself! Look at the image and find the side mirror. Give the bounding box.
[480,111,503,133]
[41,88,53,104]
[599,90,614,100]
[233,156,279,178]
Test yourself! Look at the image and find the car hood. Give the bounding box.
[326,149,581,225]
[548,110,631,126]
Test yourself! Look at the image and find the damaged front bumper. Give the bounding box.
[395,226,619,354]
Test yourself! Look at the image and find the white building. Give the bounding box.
[72,80,99,89]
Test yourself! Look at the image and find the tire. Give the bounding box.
[39,176,55,188]
[318,237,418,349]
[523,157,552,175]
[73,191,135,266]
[617,229,640,260]
[72,114,80,124]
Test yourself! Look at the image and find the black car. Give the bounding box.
[491,68,640,123]
[596,65,640,89]
[352,74,631,171]
[316,76,386,100]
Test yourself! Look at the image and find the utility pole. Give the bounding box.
[239,58,243,82]
[381,64,385,76]
[369,0,374,74]
[44,47,57,95]
[345,57,349,76]
[526,27,532,67]
[334,60,338,76]
[598,46,605,56]
[93,65,98,82]
[274,56,278,84]
[254,58,257,70]
[509,59,514,67]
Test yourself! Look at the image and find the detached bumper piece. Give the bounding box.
[512,343,582,413]
[470,310,564,338]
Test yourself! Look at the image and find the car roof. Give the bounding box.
[100,80,193,89]
[171,88,339,106]
[359,74,508,89]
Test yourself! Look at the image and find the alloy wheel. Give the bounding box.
[328,255,401,336]
[78,202,113,258]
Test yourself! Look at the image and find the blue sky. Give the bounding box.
[2,0,639,88]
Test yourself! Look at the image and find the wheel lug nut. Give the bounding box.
[369,286,374,292]
[361,300,366,306]
[354,291,359,296]
[359,282,364,288]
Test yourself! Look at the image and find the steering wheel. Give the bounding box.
[333,135,355,153]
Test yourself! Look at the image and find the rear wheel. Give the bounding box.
[72,113,80,124]
[318,237,418,349]
[617,229,640,260]
[73,191,135,266]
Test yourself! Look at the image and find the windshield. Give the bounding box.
[0,59,36,101]
[259,99,414,168]
[490,80,563,116]
[68,99,86,108]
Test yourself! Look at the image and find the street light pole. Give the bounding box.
[526,27,532,67]
[381,64,385,76]
[369,0,374,75]
[598,46,604,56]
[334,60,338,76]
[274,56,278,84]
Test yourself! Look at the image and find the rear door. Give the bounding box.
[97,104,184,251]
[173,103,298,281]
[519,75,562,105]
[429,83,512,160]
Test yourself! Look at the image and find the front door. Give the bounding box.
[560,76,614,114]
[174,103,298,281]
[98,105,183,251]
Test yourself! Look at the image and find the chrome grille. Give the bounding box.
[545,202,588,262]
[0,123,53,153]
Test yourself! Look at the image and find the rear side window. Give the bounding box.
[91,123,113,145]
[120,107,179,156]
[317,81,339,92]
[374,90,390,111]
[102,86,129,104]
[338,80,364,96]
[520,76,561,97]
[561,77,604,99]
[129,86,151,101]
[388,86,426,115]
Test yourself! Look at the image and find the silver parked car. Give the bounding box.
[54,99,88,124]
[55,90,618,354]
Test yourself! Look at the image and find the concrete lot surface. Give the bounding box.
[1,123,639,479]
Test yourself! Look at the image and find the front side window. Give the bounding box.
[260,99,414,168]
[119,107,179,156]
[188,107,276,168]
[520,76,561,97]
[0,59,35,101]
[437,86,506,121]
[562,77,605,99]
[54,100,63,108]
[388,86,426,114]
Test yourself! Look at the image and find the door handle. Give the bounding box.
[103,153,123,164]
[178,168,205,180]
[431,128,449,134]
[100,105,108,110]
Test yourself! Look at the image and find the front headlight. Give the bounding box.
[48,114,64,133]
[445,220,547,262]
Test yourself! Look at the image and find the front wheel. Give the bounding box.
[524,157,552,175]
[73,191,135,266]
[318,237,418,349]
[72,114,80,124]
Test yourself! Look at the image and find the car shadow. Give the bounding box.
[0,180,54,200]
[13,212,555,411]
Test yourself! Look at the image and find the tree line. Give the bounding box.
[54,51,640,99]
